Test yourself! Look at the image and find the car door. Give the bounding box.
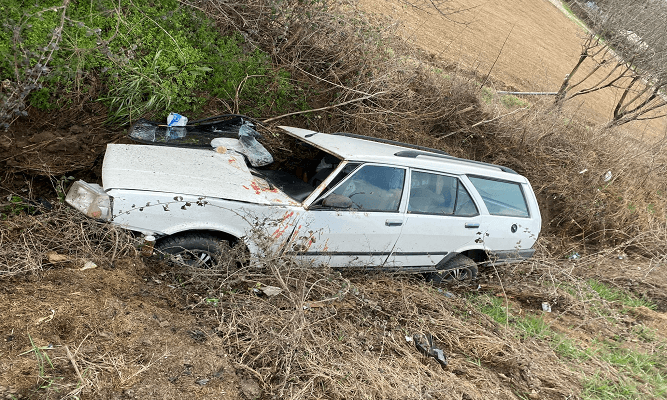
[386,170,484,268]
[289,163,407,267]
[465,175,539,252]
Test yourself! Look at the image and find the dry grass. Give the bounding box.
[181,237,582,400]
[1,212,666,399]
[0,206,136,276]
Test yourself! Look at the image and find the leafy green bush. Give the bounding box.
[0,0,299,125]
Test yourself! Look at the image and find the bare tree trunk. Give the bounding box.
[555,49,589,107]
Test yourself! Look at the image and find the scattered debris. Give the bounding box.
[413,334,448,367]
[260,285,282,296]
[35,309,55,325]
[47,251,68,263]
[80,260,97,271]
[541,302,552,312]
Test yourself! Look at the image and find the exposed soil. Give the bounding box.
[3,248,667,399]
[0,259,245,399]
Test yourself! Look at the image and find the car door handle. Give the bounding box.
[385,219,403,227]
[465,223,480,229]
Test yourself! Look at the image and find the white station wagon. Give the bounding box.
[66,124,541,281]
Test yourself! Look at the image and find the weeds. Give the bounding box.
[587,279,656,309]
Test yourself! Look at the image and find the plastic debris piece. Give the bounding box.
[603,170,612,182]
[542,302,552,312]
[35,309,55,325]
[568,252,580,260]
[128,115,244,146]
[211,137,244,154]
[238,122,273,167]
[80,260,97,271]
[413,333,448,367]
[167,112,188,127]
[260,285,283,296]
[47,251,68,263]
[141,235,155,257]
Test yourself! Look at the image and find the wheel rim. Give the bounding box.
[173,249,216,268]
[438,267,471,282]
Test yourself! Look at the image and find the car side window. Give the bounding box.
[329,165,405,212]
[467,176,529,217]
[408,171,478,216]
[454,183,478,216]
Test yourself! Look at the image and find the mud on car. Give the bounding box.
[66,120,541,281]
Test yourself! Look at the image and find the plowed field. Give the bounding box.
[358,0,667,137]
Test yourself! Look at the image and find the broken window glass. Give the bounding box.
[127,115,273,167]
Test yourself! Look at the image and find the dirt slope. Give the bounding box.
[357,0,666,137]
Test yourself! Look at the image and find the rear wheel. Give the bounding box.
[156,233,228,269]
[427,254,478,283]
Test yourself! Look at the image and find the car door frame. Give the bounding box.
[287,161,410,267]
[385,168,486,269]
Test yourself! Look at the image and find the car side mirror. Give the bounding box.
[321,194,353,209]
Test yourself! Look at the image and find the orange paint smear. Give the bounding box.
[250,181,262,195]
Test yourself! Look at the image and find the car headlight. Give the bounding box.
[65,180,113,220]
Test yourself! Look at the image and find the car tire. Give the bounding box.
[155,233,228,269]
[428,254,478,283]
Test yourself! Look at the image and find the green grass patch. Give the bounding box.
[480,87,494,104]
[500,94,528,108]
[514,314,552,339]
[582,375,641,400]
[553,334,591,361]
[469,293,508,325]
[587,279,656,309]
[1,0,303,123]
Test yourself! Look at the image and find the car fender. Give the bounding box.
[157,222,259,254]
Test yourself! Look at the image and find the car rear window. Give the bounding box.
[467,176,529,217]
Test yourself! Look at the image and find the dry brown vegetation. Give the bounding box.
[3,0,667,399]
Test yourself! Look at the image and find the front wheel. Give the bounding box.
[155,233,228,269]
[427,254,478,283]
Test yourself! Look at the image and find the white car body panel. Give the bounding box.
[477,181,541,252]
[293,209,405,267]
[103,144,297,206]
[110,189,302,253]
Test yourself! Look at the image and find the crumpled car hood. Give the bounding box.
[102,144,294,205]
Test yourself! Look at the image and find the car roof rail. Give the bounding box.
[394,150,518,174]
[329,132,450,156]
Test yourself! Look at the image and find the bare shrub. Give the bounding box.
[0,206,137,277]
[180,228,581,399]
